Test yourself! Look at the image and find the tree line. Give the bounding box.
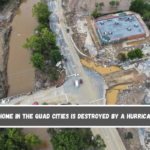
[0,128,42,150]
[48,128,106,150]
[117,48,144,62]
[129,0,150,29]
[23,2,63,81]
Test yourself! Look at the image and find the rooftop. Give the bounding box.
[95,14,146,41]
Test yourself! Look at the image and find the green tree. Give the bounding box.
[30,53,45,70]
[95,2,99,8]
[92,8,99,18]
[127,48,144,60]
[32,2,50,23]
[51,131,84,150]
[50,130,106,150]
[49,50,63,65]
[0,128,42,150]
[134,48,144,58]
[25,134,42,150]
[41,28,56,46]
[125,132,133,140]
[129,0,145,14]
[22,34,45,52]
[115,1,120,6]
[109,1,116,6]
[34,23,49,33]
[99,2,105,8]
[143,10,150,21]
[117,53,127,61]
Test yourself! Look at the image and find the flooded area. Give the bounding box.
[106,84,132,105]
[7,0,40,96]
[21,128,53,150]
[67,0,131,14]
[81,59,121,76]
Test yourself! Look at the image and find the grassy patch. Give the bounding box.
[78,54,84,59]
[66,18,69,26]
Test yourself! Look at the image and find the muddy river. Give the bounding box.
[7,0,40,96]
[21,128,53,150]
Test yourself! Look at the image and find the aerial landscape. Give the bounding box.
[1,0,150,149]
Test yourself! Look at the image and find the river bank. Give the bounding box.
[0,0,23,100]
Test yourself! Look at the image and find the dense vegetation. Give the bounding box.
[0,128,42,150]
[117,48,144,61]
[129,0,150,29]
[0,0,8,5]
[49,128,106,150]
[23,2,63,81]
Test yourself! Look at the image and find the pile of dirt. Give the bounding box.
[104,69,146,89]
[117,128,142,150]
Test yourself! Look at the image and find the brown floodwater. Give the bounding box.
[7,0,40,96]
[21,128,53,150]
[81,59,121,76]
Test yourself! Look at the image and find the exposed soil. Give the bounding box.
[104,69,146,89]
[35,66,66,90]
[117,128,142,150]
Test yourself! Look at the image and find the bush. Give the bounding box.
[127,48,144,60]
[125,132,133,140]
[42,102,48,105]
[117,53,127,61]
[48,69,59,81]
[92,8,99,18]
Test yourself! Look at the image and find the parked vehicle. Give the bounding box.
[75,73,79,76]
[32,102,39,105]
[80,79,83,84]
[64,57,68,62]
[67,29,69,33]
[75,80,79,87]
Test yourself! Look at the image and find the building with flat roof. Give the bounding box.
[94,13,146,44]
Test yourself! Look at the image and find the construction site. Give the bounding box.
[63,7,150,105]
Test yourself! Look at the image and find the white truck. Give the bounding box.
[75,80,79,88]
